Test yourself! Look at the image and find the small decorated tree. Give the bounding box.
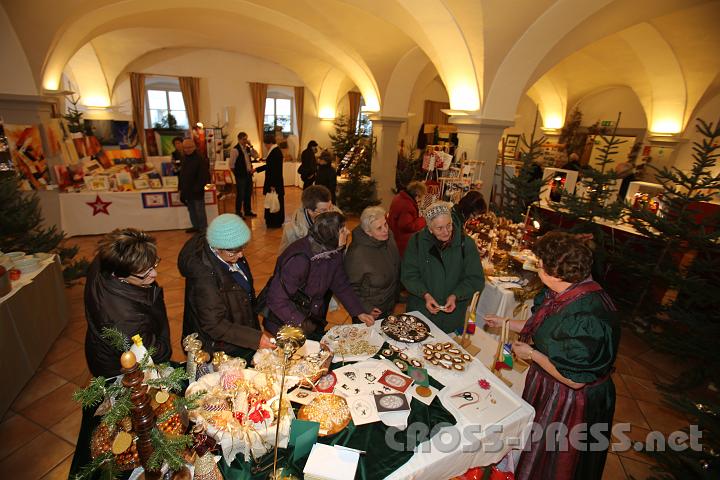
[332,115,380,214]
[0,171,88,282]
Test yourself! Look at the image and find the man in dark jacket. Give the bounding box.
[179,138,210,233]
[179,214,274,362]
[84,228,171,378]
[230,132,259,218]
[298,140,319,189]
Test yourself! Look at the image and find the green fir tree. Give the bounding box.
[63,95,84,134]
[499,111,546,222]
[0,171,88,282]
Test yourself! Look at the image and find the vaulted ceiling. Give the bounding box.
[3,0,719,133]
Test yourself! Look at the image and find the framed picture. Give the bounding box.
[204,189,217,205]
[90,176,110,191]
[162,176,179,189]
[168,191,184,207]
[503,134,520,159]
[149,178,163,189]
[116,171,133,191]
[133,178,150,190]
[141,192,168,208]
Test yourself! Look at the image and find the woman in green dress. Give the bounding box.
[486,231,619,480]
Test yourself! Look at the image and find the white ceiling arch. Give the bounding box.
[41,0,382,111]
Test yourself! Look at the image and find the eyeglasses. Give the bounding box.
[220,246,244,255]
[130,258,161,280]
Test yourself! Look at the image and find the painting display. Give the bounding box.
[4,124,51,190]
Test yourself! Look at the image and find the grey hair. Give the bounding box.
[360,206,386,233]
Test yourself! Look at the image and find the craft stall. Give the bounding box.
[68,312,534,480]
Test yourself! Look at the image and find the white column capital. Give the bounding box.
[368,114,407,126]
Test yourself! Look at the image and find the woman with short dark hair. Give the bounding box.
[452,190,487,225]
[84,228,171,377]
[264,212,375,339]
[485,231,620,480]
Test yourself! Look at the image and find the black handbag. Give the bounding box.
[254,252,312,318]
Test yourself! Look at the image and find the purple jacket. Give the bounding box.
[265,236,365,334]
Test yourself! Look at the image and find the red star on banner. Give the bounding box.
[86,195,112,216]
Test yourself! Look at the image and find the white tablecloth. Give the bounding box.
[58,190,219,237]
[476,281,534,324]
[373,312,535,480]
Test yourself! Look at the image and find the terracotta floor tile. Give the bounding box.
[614,395,650,429]
[0,431,74,479]
[20,382,81,429]
[40,335,83,368]
[636,400,690,436]
[48,407,82,445]
[40,453,73,480]
[622,375,666,406]
[0,414,44,460]
[614,354,656,382]
[613,373,630,398]
[619,456,656,480]
[602,453,627,480]
[11,370,68,411]
[638,349,688,382]
[46,348,89,383]
[611,423,658,466]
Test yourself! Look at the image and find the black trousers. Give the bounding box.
[235,173,253,215]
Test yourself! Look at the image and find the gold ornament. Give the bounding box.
[120,351,136,369]
[111,431,132,454]
[212,351,230,368]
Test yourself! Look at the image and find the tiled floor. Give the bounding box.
[0,187,688,479]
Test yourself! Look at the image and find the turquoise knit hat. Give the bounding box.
[206,214,251,249]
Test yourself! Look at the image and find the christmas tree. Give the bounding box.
[0,171,88,281]
[332,115,380,214]
[395,143,425,192]
[498,111,546,222]
[63,95,84,134]
[558,107,584,156]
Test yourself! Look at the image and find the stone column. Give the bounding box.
[448,115,512,203]
[369,115,406,208]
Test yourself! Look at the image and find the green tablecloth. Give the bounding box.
[70,349,457,480]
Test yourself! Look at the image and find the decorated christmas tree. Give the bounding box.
[0,171,88,281]
[331,115,380,214]
[498,111,546,222]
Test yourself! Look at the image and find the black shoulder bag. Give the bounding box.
[254,252,312,317]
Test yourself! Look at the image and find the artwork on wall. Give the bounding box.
[5,124,51,189]
[503,134,520,160]
[84,120,115,146]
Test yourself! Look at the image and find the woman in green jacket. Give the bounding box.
[401,201,485,333]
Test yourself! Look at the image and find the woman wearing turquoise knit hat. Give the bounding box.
[179,214,275,361]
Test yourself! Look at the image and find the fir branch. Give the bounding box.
[148,428,193,472]
[157,390,207,423]
[70,451,120,480]
[101,327,131,352]
[102,389,132,427]
[139,345,158,371]
[145,365,189,393]
[73,376,109,408]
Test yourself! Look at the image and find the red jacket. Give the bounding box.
[388,191,426,256]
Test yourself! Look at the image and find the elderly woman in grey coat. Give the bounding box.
[345,206,400,320]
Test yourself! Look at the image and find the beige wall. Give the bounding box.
[574,86,648,129]
[0,4,37,95]
[673,92,720,176]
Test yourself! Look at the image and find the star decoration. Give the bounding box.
[86,195,112,216]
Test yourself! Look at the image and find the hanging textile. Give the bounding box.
[129,73,146,153]
[179,76,201,129]
[294,86,304,150]
[347,91,361,128]
[423,100,450,125]
[249,82,268,155]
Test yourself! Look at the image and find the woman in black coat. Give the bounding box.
[261,132,285,228]
[315,149,337,204]
[84,229,171,377]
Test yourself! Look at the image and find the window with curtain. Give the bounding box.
[145,77,188,129]
[356,98,372,134]
[264,94,294,134]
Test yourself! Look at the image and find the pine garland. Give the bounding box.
[138,345,158,371]
[69,452,119,480]
[102,389,132,427]
[148,428,194,472]
[145,364,189,392]
[101,327,131,352]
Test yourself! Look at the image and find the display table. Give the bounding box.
[0,256,68,417]
[476,280,534,323]
[57,189,219,237]
[69,312,534,479]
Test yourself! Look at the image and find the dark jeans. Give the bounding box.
[235,174,253,215]
[186,197,207,231]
